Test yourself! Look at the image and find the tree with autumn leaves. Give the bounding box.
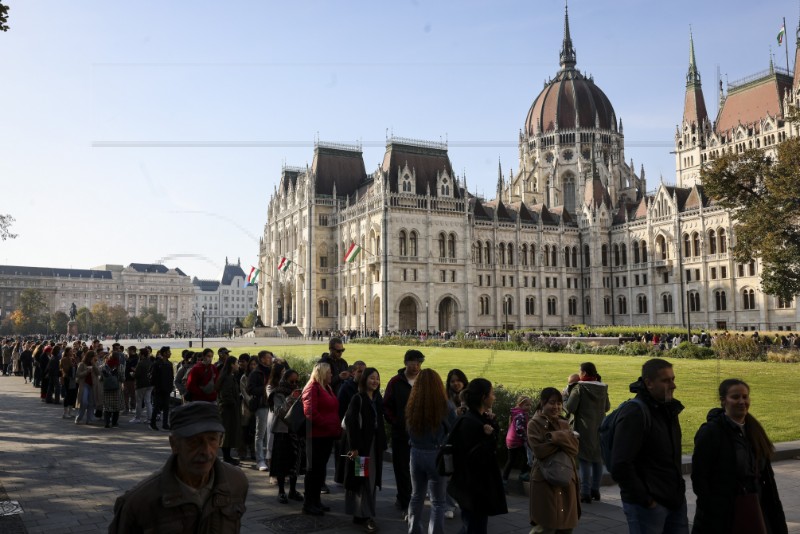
[701,125,800,301]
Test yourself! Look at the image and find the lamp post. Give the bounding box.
[277,299,282,326]
[201,305,206,348]
[504,296,510,339]
[425,301,429,335]
[363,304,367,338]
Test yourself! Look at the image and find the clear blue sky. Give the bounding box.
[0,0,794,279]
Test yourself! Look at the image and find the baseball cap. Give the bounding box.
[170,402,225,437]
[218,347,230,355]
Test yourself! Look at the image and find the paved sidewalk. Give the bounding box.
[0,375,798,533]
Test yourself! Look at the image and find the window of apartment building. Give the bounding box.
[509,276,513,287]
[615,276,619,288]
[738,264,744,277]
[567,278,571,289]
[710,267,717,280]
[695,269,700,281]
[634,275,639,286]
[663,272,669,284]
[450,270,456,282]
[523,276,528,287]
[568,297,577,316]
[532,277,536,288]
[320,278,327,289]
[553,278,558,288]
[748,261,756,276]
[546,277,550,288]
[721,266,727,278]
[320,256,328,268]
[486,275,490,286]
[502,276,506,287]
[402,269,407,281]
[441,270,446,282]
[478,275,483,286]
[643,274,647,285]
[685,269,691,282]
[604,296,611,315]
[413,269,418,281]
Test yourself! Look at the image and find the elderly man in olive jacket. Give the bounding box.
[109,401,248,533]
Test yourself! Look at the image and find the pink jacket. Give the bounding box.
[506,406,529,449]
[302,381,341,438]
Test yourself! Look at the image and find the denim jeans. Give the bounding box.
[254,407,269,463]
[134,386,153,421]
[75,387,95,423]
[579,459,603,495]
[621,498,689,534]
[408,448,446,534]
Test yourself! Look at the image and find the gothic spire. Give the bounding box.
[560,1,577,70]
[496,159,503,200]
[687,28,701,87]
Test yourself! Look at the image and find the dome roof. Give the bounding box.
[524,6,617,136]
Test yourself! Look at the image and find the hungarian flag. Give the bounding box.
[344,243,362,263]
[778,24,786,45]
[277,257,292,272]
[353,456,370,477]
[245,266,261,285]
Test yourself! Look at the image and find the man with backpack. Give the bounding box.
[607,358,688,533]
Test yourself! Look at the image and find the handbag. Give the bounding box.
[731,493,767,534]
[103,369,120,391]
[341,395,363,430]
[436,443,455,476]
[282,396,306,434]
[537,449,574,487]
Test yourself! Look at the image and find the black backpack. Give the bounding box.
[599,398,650,470]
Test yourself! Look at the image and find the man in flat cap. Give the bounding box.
[109,401,249,533]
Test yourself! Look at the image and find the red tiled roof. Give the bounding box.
[716,74,792,133]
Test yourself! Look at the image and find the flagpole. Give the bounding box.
[786,17,791,74]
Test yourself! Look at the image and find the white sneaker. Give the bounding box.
[445,510,454,519]
[257,461,268,472]
[129,418,140,424]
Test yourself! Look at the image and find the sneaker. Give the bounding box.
[320,483,330,494]
[288,491,304,502]
[445,510,454,519]
[365,519,378,533]
[278,493,288,504]
[257,461,268,472]
[129,418,140,424]
[591,489,601,501]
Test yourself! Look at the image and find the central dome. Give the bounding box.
[524,6,617,136]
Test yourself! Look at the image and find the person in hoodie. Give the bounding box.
[691,379,787,534]
[383,349,424,517]
[610,358,688,534]
[564,362,610,504]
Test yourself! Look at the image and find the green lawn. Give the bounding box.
[235,343,798,451]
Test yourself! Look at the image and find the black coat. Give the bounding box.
[446,410,508,517]
[150,358,174,394]
[343,392,387,492]
[691,408,787,534]
[383,368,412,438]
[246,364,269,410]
[610,379,686,510]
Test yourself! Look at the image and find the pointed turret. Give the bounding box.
[496,159,503,200]
[793,12,800,95]
[559,1,577,70]
[683,29,709,131]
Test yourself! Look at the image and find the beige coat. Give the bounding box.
[527,412,581,529]
[75,362,99,409]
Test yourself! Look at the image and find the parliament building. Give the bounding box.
[258,8,800,335]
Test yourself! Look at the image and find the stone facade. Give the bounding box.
[192,258,258,335]
[258,10,800,335]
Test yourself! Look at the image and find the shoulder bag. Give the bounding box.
[282,395,307,434]
[537,449,574,487]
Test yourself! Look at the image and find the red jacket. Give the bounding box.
[302,381,341,438]
[186,362,219,402]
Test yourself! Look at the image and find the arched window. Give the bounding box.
[583,244,590,267]
[441,178,450,196]
[521,244,528,266]
[547,297,557,315]
[474,241,482,264]
[614,244,620,266]
[439,233,446,259]
[402,174,412,192]
[568,297,578,316]
[618,296,627,314]
[584,297,591,316]
[633,241,640,264]
[484,241,492,265]
[318,299,329,317]
[410,231,418,256]
[343,299,347,316]
[399,230,407,256]
[543,245,550,266]
[530,244,536,266]
[708,230,717,254]
[564,246,571,267]
[656,235,668,259]
[448,233,456,259]
[351,296,357,315]
[719,228,727,253]
[637,295,648,314]
[688,291,701,312]
[503,297,513,315]
[551,246,557,267]
[715,290,727,311]
[641,240,648,262]
[662,293,673,313]
[603,296,611,315]
[507,243,514,265]
[525,296,536,315]
[571,247,577,268]
[743,289,756,310]
[621,244,628,265]
[602,244,608,266]
[692,232,700,257]
[498,242,506,265]
[683,233,691,257]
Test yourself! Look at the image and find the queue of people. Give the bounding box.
[5,336,790,534]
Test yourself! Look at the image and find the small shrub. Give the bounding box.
[766,350,800,363]
[667,342,715,360]
[619,341,655,356]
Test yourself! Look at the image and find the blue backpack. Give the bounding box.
[599,398,650,470]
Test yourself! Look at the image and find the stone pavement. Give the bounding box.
[0,374,798,534]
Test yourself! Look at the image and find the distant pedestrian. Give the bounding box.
[149,347,175,431]
[101,352,124,428]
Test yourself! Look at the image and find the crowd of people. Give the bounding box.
[2,335,791,534]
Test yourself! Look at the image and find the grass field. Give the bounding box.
[231,343,799,452]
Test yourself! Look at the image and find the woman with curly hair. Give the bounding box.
[406,368,456,534]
